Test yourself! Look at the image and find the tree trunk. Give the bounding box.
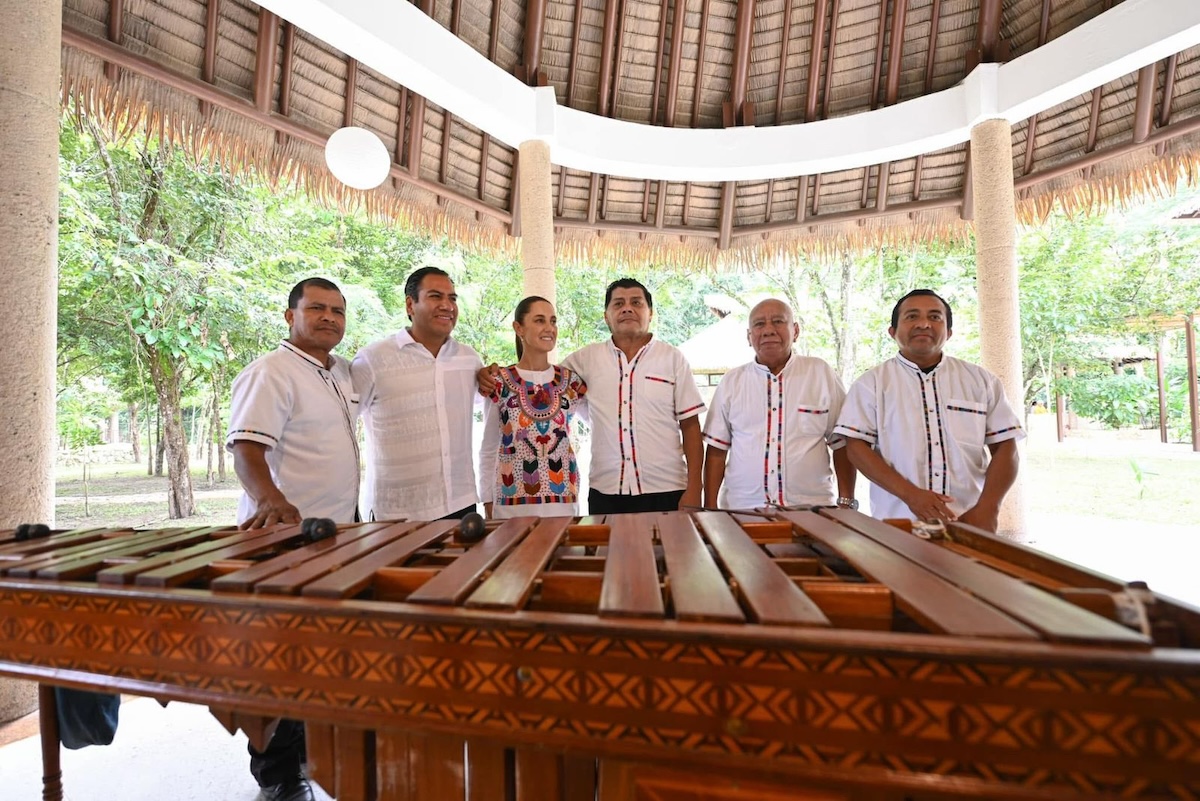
[148,352,195,518]
[836,253,855,386]
[155,425,165,477]
[206,393,216,487]
[129,402,142,464]
[106,411,120,444]
[147,403,155,476]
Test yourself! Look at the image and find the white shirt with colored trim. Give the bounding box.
[352,330,483,521]
[703,354,846,509]
[226,341,360,525]
[561,337,705,496]
[833,353,1025,520]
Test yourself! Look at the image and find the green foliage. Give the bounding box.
[1064,373,1157,429]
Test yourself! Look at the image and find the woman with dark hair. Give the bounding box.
[478,296,588,518]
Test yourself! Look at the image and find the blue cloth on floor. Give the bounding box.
[55,688,119,749]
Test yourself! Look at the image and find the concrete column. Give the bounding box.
[518,139,556,306]
[0,0,61,721]
[970,118,1026,538]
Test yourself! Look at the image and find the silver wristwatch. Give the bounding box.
[836,497,859,510]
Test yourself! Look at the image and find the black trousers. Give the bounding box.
[249,718,305,788]
[587,489,684,515]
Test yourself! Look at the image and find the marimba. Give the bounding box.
[1,510,1198,800]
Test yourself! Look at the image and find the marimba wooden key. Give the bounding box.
[1,510,1197,800]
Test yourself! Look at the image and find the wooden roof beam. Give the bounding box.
[254,9,280,115]
[1160,53,1178,127]
[61,24,509,224]
[439,0,462,204]
[480,0,499,212]
[820,0,842,122]
[589,0,623,226]
[718,0,756,248]
[870,0,887,110]
[804,0,830,123]
[105,0,124,81]
[276,21,295,147]
[874,0,907,211]
[967,0,1008,72]
[394,86,408,186]
[691,0,712,128]
[343,58,358,128]
[1022,0,1053,175]
[912,0,941,200]
[199,0,220,116]
[558,0,582,217]
[644,0,672,224]
[518,0,549,85]
[1133,63,1157,144]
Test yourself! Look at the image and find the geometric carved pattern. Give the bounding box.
[2,586,1198,799]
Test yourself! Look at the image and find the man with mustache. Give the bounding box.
[560,278,705,513]
[834,289,1023,531]
[353,266,484,521]
[227,276,359,801]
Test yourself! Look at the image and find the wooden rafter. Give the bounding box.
[691,0,712,128]
[199,0,220,115]
[343,58,358,129]
[1133,63,1157,144]
[870,0,887,110]
[1160,53,1178,127]
[766,0,797,220]
[276,21,295,147]
[483,0,500,209]
[644,0,672,223]
[912,0,941,200]
[105,0,124,81]
[1022,0,1053,175]
[62,25,509,224]
[439,0,462,200]
[520,0,548,85]
[874,0,907,210]
[558,0,583,217]
[719,0,755,249]
[394,86,408,186]
[253,10,279,115]
[805,0,830,123]
[589,0,623,226]
[967,0,1006,71]
[820,0,842,121]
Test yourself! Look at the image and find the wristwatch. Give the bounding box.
[836,497,859,510]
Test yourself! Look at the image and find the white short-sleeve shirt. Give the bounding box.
[704,354,846,509]
[833,353,1025,520]
[226,341,360,525]
[561,337,705,495]
[353,330,483,521]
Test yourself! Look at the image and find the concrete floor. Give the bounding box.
[0,698,333,801]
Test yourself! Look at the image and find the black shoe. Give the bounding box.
[260,775,315,801]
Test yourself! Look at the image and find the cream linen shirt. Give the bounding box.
[226,341,360,525]
[353,330,483,521]
[703,354,846,509]
[833,353,1025,520]
[561,337,705,495]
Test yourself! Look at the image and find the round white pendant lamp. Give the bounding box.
[324,127,391,190]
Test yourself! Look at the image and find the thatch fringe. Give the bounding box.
[61,47,518,260]
[59,46,1200,273]
[1017,134,1200,227]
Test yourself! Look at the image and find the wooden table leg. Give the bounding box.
[37,685,62,801]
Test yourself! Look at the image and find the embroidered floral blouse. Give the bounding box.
[477,365,588,512]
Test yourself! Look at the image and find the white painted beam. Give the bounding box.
[259,0,1200,182]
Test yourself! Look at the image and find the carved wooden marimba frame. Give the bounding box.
[0,509,1198,801]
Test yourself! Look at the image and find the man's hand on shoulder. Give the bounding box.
[241,492,302,530]
[476,363,501,397]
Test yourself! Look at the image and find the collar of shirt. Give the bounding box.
[395,327,459,359]
[605,334,655,361]
[750,351,798,377]
[279,340,331,370]
[896,352,944,375]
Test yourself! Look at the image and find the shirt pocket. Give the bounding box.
[640,374,676,408]
[794,406,831,437]
[945,399,987,446]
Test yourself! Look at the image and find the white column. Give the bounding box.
[0,0,60,721]
[518,140,555,306]
[970,118,1026,538]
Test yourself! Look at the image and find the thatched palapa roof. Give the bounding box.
[60,0,1200,267]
